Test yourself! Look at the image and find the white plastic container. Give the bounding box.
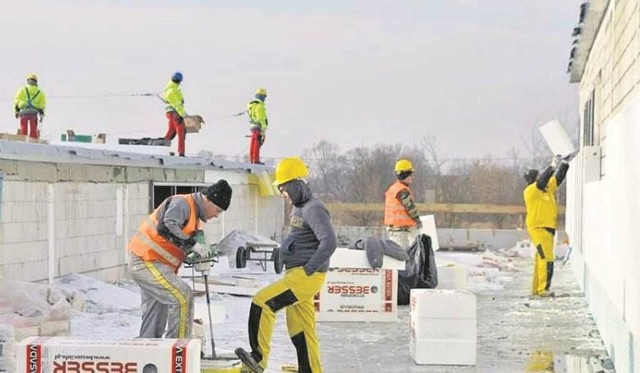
[409,289,476,365]
[16,337,201,373]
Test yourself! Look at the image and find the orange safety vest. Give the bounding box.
[384,181,417,228]
[128,195,199,272]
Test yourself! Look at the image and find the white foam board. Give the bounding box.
[410,289,476,319]
[419,215,440,251]
[328,248,405,269]
[539,119,576,157]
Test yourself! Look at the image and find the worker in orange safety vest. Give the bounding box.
[128,180,232,338]
[384,159,422,249]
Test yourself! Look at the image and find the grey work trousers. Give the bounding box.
[129,253,194,338]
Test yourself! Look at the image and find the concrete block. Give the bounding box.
[0,241,48,264]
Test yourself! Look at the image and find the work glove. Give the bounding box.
[191,242,210,260]
[39,114,45,123]
[14,112,18,119]
[177,115,185,125]
[260,131,266,144]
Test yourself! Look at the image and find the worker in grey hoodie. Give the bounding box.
[236,157,337,373]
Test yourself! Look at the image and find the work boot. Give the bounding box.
[537,290,555,298]
[235,348,263,373]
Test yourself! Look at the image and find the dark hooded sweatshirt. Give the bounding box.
[280,180,338,275]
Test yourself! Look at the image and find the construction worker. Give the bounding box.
[162,72,188,157]
[13,74,46,139]
[128,179,232,338]
[235,157,337,373]
[384,159,422,249]
[523,155,569,297]
[247,87,268,164]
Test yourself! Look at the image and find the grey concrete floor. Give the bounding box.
[312,255,611,373]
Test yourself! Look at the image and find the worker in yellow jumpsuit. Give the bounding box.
[523,155,569,297]
[235,157,337,373]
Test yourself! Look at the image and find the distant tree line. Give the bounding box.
[302,136,566,229]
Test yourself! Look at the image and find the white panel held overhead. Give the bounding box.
[539,119,577,157]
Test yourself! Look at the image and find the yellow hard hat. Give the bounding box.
[394,159,414,173]
[256,87,267,96]
[26,73,38,82]
[273,157,309,186]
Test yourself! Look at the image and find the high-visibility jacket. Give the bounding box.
[523,176,558,230]
[128,195,199,272]
[14,84,46,115]
[247,99,268,131]
[384,181,417,228]
[162,80,186,117]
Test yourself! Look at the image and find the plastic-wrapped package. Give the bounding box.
[0,278,71,327]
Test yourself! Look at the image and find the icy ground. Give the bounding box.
[54,246,611,373]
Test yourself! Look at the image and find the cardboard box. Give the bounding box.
[316,249,403,322]
[16,337,201,373]
[185,115,204,133]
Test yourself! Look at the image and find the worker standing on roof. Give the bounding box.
[384,159,422,249]
[235,157,337,373]
[128,180,232,339]
[13,74,46,139]
[162,72,188,157]
[523,155,570,298]
[247,88,268,164]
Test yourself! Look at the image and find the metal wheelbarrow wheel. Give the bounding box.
[236,246,248,268]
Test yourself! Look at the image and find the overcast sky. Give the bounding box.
[0,0,582,161]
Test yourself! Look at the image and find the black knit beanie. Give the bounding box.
[204,180,232,210]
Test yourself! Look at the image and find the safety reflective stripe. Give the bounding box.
[24,87,40,109]
[137,217,181,267]
[143,261,188,338]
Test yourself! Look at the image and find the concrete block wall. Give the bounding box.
[0,160,284,284]
[0,181,50,281]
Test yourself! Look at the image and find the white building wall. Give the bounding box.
[0,163,283,284]
[569,1,640,371]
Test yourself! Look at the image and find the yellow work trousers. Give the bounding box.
[247,267,326,373]
[529,228,555,295]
